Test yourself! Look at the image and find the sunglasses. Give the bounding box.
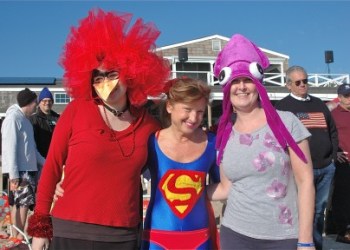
[293,78,308,86]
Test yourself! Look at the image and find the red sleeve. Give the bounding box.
[28,101,76,238]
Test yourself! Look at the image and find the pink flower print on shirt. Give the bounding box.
[253,151,275,172]
[278,205,293,225]
[280,157,290,177]
[266,180,287,199]
[264,132,283,152]
[239,133,259,146]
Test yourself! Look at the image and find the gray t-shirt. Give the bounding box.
[221,111,311,240]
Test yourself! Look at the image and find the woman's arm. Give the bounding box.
[28,102,75,241]
[207,164,232,201]
[289,139,315,249]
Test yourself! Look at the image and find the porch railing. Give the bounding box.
[172,71,349,87]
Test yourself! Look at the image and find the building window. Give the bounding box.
[212,40,221,51]
[175,62,211,83]
[54,93,71,104]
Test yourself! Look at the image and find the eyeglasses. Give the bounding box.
[92,70,119,84]
[293,78,308,86]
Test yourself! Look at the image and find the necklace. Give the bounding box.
[102,102,128,117]
[103,106,135,158]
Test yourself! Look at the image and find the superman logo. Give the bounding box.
[158,169,205,219]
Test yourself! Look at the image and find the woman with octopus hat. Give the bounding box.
[207,34,315,250]
[27,9,169,250]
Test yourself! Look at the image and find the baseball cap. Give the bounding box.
[337,83,350,95]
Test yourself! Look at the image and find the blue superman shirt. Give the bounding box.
[142,132,220,250]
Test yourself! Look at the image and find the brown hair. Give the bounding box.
[160,78,211,127]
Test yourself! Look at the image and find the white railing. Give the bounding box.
[307,74,349,87]
[172,71,349,87]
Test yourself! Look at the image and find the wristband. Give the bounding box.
[297,242,315,247]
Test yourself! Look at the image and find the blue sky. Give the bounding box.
[0,1,349,78]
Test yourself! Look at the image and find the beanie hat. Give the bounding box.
[38,87,54,103]
[214,34,307,165]
[17,88,37,107]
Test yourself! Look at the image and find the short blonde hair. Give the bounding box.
[160,78,211,127]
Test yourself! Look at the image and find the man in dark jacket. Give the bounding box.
[30,87,60,178]
[275,65,338,250]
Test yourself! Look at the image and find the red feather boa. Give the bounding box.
[27,213,53,239]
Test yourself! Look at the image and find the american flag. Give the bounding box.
[296,112,327,129]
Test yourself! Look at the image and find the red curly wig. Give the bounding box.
[59,8,170,106]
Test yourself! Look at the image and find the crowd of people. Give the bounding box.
[0,7,349,250]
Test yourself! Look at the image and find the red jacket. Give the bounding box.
[28,99,160,237]
[331,104,350,155]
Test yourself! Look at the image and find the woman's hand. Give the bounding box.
[53,180,64,201]
[31,237,50,250]
[337,151,348,163]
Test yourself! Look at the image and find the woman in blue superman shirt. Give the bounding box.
[142,78,220,250]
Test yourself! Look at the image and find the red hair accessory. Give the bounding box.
[60,8,170,106]
[164,78,178,94]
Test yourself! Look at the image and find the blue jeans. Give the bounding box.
[313,162,336,250]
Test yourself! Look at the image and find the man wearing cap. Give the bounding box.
[1,88,45,244]
[30,87,60,159]
[329,83,350,244]
[275,65,338,250]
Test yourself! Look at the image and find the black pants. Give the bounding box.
[331,162,350,234]
[49,237,138,250]
[220,225,297,250]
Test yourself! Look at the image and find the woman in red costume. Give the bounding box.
[27,8,169,250]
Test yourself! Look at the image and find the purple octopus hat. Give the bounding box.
[214,34,307,165]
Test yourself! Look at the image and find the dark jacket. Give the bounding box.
[275,94,338,169]
[30,108,60,158]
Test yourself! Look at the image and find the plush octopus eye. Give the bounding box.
[249,62,264,80]
[218,67,232,85]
